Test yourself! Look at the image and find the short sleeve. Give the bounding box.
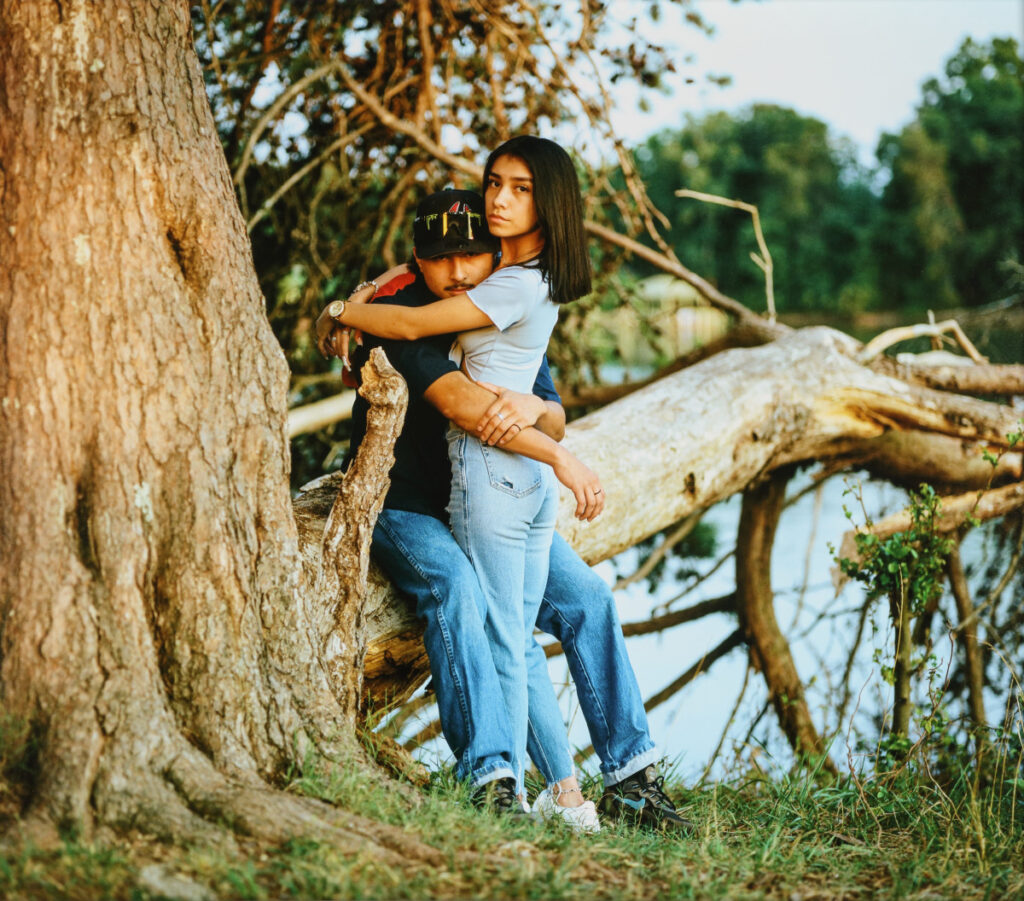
[381,336,459,399]
[466,267,546,331]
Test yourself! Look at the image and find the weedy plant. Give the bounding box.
[835,481,954,751]
[833,423,1023,759]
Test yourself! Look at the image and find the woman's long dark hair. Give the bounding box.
[483,136,591,306]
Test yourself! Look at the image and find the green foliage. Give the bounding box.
[632,104,879,314]
[836,483,953,613]
[875,37,1024,309]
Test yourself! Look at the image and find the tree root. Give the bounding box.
[0,731,443,870]
[736,469,839,777]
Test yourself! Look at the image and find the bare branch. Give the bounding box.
[234,62,338,189]
[335,61,481,179]
[287,391,357,437]
[318,349,408,719]
[582,220,785,335]
[857,319,988,365]
[541,592,736,661]
[612,513,702,591]
[571,630,745,766]
[699,663,752,785]
[736,469,838,774]
[246,126,374,232]
[676,188,776,321]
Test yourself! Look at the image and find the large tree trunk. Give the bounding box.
[0,1,417,851]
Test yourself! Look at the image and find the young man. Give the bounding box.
[316,189,691,831]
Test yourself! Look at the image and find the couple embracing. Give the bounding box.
[317,135,691,835]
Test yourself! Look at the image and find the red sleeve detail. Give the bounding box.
[371,270,417,301]
[340,270,417,389]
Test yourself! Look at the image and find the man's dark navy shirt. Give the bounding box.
[344,271,561,522]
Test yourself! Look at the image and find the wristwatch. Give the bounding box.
[327,299,345,319]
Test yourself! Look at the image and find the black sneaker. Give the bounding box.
[598,765,694,832]
[470,776,529,818]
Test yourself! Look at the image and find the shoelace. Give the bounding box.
[491,781,519,810]
[641,772,677,811]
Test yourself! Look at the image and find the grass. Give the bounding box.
[1,748,1022,901]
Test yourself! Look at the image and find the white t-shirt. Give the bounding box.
[457,265,557,393]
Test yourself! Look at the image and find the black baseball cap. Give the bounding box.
[413,189,499,259]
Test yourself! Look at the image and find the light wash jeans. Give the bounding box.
[446,428,559,791]
[371,512,658,790]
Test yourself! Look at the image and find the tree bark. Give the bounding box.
[307,350,407,721]
[870,358,1024,397]
[0,0,410,850]
[553,327,1020,564]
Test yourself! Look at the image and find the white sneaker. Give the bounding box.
[533,788,601,834]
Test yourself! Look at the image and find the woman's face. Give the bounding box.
[485,155,539,240]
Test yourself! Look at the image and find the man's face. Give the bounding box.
[415,251,494,298]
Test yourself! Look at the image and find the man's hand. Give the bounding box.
[315,286,373,365]
[315,264,412,364]
[473,381,549,447]
[315,306,355,362]
[551,447,605,521]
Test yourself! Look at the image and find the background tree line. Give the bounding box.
[631,37,1023,317]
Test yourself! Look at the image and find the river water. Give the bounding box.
[575,473,910,782]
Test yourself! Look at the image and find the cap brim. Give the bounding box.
[417,238,498,259]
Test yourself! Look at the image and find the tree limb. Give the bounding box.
[857,319,987,364]
[834,481,1024,589]
[736,468,839,775]
[317,348,408,720]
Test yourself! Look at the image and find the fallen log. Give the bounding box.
[294,326,1022,711]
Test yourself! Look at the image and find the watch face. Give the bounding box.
[328,300,344,318]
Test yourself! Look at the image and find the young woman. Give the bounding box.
[329,137,602,821]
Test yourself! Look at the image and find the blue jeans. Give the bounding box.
[371,510,658,789]
[447,429,559,790]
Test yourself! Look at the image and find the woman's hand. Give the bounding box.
[315,305,348,360]
[551,448,604,521]
[474,381,548,447]
[315,264,412,363]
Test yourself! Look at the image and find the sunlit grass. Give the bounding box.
[1,721,1022,900]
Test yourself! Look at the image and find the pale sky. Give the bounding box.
[609,0,1023,164]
